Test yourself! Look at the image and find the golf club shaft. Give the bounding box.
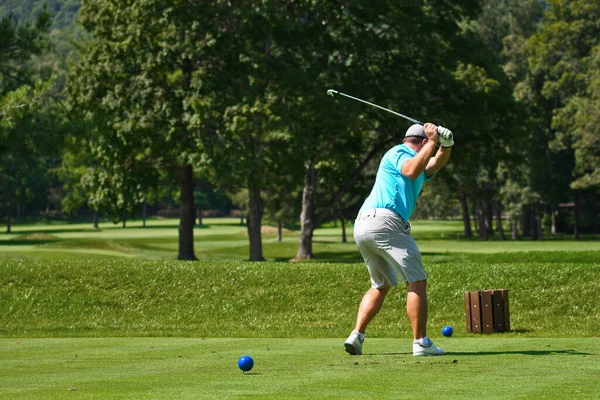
[327,89,423,125]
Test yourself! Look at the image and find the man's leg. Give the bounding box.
[345,286,390,355]
[407,280,427,339]
[408,279,443,356]
[354,286,391,333]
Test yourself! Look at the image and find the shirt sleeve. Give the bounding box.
[396,145,436,180]
[395,148,414,177]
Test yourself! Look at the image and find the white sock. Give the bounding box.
[414,336,431,346]
[353,330,365,341]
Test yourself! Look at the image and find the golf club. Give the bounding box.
[327,89,423,125]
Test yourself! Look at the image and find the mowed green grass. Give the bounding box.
[1,338,598,399]
[1,219,599,399]
[1,217,599,261]
[2,259,599,338]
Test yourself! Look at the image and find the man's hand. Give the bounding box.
[438,126,454,148]
[423,123,439,145]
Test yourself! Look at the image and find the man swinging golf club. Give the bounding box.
[345,122,454,356]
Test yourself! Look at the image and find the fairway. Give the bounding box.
[2,219,600,399]
[1,218,599,261]
[1,338,598,399]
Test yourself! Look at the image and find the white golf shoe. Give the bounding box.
[412,337,444,356]
[344,332,364,355]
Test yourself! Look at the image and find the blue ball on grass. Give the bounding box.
[442,325,454,337]
[238,355,254,372]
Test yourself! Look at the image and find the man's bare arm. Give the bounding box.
[425,146,451,177]
[401,122,439,180]
[402,140,438,179]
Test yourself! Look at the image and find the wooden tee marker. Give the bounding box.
[464,289,510,333]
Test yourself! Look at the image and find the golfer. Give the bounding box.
[344,122,453,356]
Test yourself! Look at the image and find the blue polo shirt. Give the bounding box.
[358,144,432,221]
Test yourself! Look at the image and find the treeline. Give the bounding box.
[1,1,599,261]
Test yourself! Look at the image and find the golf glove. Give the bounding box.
[438,126,454,148]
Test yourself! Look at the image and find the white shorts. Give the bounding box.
[353,208,427,288]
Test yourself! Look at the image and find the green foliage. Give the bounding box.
[525,0,600,194]
[0,6,60,227]
[0,0,78,27]
[0,6,52,121]
[413,178,459,219]
[553,45,600,190]
[1,0,599,240]
[0,77,54,128]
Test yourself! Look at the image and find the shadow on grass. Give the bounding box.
[364,349,592,356]
[1,224,221,237]
[271,252,364,263]
[449,349,593,356]
[3,228,93,236]
[0,239,59,246]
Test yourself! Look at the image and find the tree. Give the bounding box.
[448,0,544,239]
[521,0,600,237]
[0,7,53,231]
[0,8,51,127]
[272,1,485,258]
[68,0,231,259]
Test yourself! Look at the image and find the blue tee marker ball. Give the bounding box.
[238,355,254,372]
[442,325,454,337]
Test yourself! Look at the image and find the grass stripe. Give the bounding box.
[1,260,599,338]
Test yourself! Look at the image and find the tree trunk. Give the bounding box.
[472,199,479,234]
[294,136,395,259]
[178,164,197,260]
[573,195,580,240]
[530,208,538,241]
[197,208,203,226]
[247,184,264,261]
[496,201,505,241]
[122,210,126,228]
[458,192,472,237]
[277,220,282,242]
[143,200,147,228]
[477,201,488,240]
[536,216,543,240]
[295,162,316,260]
[551,206,557,235]
[340,214,347,243]
[486,199,493,234]
[511,218,519,240]
[6,216,11,234]
[521,205,531,237]
[93,210,99,230]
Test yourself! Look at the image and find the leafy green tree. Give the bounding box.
[520,0,600,237]
[0,8,52,126]
[0,7,53,231]
[449,0,544,239]
[190,2,337,261]
[68,0,228,259]
[265,1,484,258]
[552,48,600,192]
